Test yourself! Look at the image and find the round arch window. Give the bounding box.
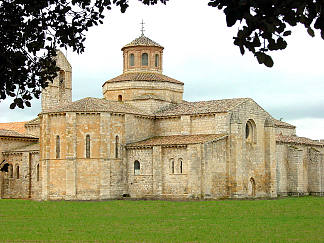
[245,119,256,142]
[142,53,148,66]
[134,160,140,175]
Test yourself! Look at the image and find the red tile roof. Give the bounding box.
[0,129,38,139]
[273,119,296,128]
[104,72,183,85]
[155,98,250,117]
[43,97,151,115]
[127,134,227,148]
[0,122,26,134]
[276,134,323,146]
[3,143,39,153]
[122,35,163,49]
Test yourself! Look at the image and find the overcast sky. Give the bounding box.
[0,0,323,139]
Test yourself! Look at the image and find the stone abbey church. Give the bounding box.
[1,34,324,200]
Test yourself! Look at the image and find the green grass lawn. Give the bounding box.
[0,197,323,242]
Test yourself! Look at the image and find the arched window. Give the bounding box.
[170,159,174,174]
[56,135,60,159]
[16,165,19,179]
[9,164,13,178]
[134,160,140,175]
[118,95,123,101]
[115,135,119,158]
[36,164,40,182]
[86,135,90,158]
[129,53,135,66]
[245,119,256,143]
[155,54,159,67]
[179,158,183,174]
[142,53,148,66]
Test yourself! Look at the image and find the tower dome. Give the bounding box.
[102,32,183,106]
[121,34,164,73]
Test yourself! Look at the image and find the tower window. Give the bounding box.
[129,53,135,66]
[179,159,183,174]
[86,135,90,158]
[59,70,65,85]
[155,54,159,67]
[118,95,123,101]
[56,135,60,159]
[142,53,148,66]
[134,160,140,175]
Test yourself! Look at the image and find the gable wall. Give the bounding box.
[230,99,276,198]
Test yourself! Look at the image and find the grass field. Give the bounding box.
[0,197,323,242]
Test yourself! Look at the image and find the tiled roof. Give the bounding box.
[155,98,251,117]
[43,97,151,115]
[127,134,227,147]
[4,143,39,153]
[0,129,38,139]
[0,122,26,134]
[276,134,324,146]
[25,117,40,126]
[104,72,183,85]
[273,119,296,128]
[122,35,163,49]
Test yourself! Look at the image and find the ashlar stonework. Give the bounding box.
[1,34,323,200]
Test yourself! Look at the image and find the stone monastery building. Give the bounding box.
[1,34,324,200]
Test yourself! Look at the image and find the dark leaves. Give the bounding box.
[208,0,324,67]
[0,0,168,108]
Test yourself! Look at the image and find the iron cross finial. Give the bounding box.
[140,19,145,36]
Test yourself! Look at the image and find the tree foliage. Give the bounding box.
[208,0,324,67]
[0,0,167,109]
[1,0,324,109]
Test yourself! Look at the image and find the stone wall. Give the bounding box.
[275,127,296,136]
[1,152,40,199]
[276,143,324,196]
[229,99,276,198]
[40,111,128,200]
[25,124,40,138]
[203,139,228,198]
[155,113,228,137]
[124,115,155,144]
[126,99,171,113]
[102,80,183,103]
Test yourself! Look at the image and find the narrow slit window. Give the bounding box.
[56,135,60,159]
[155,54,159,67]
[171,159,174,174]
[134,160,140,175]
[142,53,148,66]
[16,165,19,179]
[129,53,135,66]
[86,135,90,158]
[36,164,40,182]
[115,135,119,158]
[179,159,183,174]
